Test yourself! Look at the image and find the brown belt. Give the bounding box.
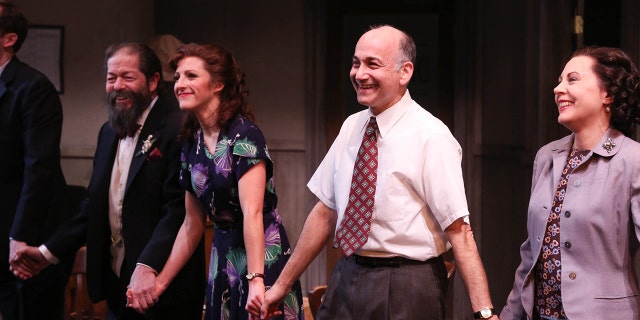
[352,254,441,268]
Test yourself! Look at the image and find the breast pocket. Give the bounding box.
[372,172,419,222]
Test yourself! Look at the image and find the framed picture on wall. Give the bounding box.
[16,25,64,93]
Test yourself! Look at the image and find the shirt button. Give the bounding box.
[569,272,577,280]
[564,211,571,218]
[564,242,571,249]
[574,180,581,187]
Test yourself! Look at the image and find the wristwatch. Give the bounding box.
[245,272,264,280]
[473,307,496,319]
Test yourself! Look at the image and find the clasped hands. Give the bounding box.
[8,240,51,280]
[126,267,289,320]
[126,264,164,314]
[235,280,290,320]
[8,243,290,320]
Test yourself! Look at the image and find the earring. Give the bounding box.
[605,106,611,112]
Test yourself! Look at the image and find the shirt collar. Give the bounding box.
[551,127,625,158]
[0,58,11,76]
[366,89,412,139]
[137,96,158,130]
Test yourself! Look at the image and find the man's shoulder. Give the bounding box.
[402,103,453,138]
[5,58,51,85]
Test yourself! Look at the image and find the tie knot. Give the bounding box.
[366,117,378,135]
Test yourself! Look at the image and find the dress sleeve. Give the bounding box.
[230,119,273,181]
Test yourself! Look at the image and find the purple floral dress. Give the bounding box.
[179,117,304,320]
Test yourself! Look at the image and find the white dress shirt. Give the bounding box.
[308,90,470,261]
[39,96,158,273]
[108,96,157,276]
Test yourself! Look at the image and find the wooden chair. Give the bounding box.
[65,246,107,320]
[307,285,327,319]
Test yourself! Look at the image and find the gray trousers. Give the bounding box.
[317,255,448,320]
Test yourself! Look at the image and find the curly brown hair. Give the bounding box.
[170,43,254,141]
[570,46,640,136]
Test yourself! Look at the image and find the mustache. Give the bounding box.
[106,88,151,138]
[107,89,135,107]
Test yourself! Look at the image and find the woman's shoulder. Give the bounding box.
[226,116,265,140]
[618,135,640,155]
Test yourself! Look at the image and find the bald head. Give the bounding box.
[364,25,416,70]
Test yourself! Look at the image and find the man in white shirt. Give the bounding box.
[261,25,498,320]
[10,43,205,320]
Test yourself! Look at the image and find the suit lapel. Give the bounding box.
[125,98,167,193]
[0,58,19,100]
[0,80,6,101]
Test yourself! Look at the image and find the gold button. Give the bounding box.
[569,272,577,280]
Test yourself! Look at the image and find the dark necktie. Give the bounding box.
[333,117,378,256]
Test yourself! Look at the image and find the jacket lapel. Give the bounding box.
[550,135,572,186]
[0,57,19,100]
[125,98,167,193]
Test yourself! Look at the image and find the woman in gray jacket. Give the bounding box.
[501,46,640,320]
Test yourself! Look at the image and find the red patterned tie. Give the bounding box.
[334,117,378,256]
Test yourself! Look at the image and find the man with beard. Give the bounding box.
[11,42,205,320]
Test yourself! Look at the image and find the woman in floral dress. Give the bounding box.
[152,43,304,320]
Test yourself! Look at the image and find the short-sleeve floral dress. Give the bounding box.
[179,116,304,320]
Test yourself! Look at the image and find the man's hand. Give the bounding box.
[260,284,289,319]
[9,240,51,280]
[126,264,159,314]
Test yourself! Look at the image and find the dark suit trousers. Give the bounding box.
[317,255,448,320]
[0,261,72,320]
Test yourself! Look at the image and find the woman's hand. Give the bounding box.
[245,278,266,319]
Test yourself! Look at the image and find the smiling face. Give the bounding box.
[173,56,222,114]
[106,50,155,111]
[349,26,413,115]
[554,55,612,133]
[105,49,156,138]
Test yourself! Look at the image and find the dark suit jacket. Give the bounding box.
[45,95,204,309]
[0,57,69,281]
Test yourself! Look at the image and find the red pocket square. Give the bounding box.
[146,147,163,160]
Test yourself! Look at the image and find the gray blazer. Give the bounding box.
[501,128,640,319]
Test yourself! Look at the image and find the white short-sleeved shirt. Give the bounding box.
[308,90,470,261]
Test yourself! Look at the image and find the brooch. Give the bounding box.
[136,134,157,157]
[602,137,615,153]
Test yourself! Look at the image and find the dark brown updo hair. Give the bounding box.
[570,46,640,136]
[170,43,254,140]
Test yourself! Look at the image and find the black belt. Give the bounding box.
[352,254,441,268]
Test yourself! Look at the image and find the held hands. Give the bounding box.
[8,240,51,280]
[126,264,159,314]
[245,278,266,319]
[259,283,289,319]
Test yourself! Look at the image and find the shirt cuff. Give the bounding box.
[136,262,158,275]
[38,245,60,264]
